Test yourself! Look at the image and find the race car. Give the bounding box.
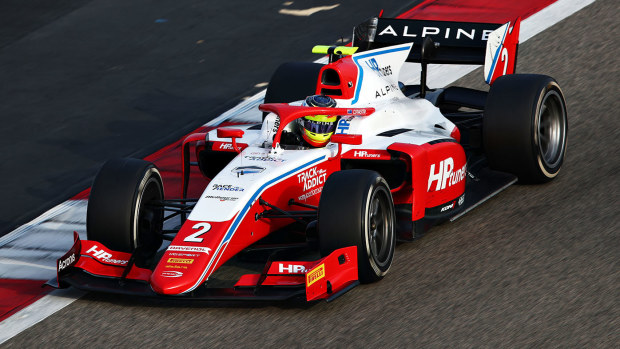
[49,16,567,302]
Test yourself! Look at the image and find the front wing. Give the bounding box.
[47,232,359,302]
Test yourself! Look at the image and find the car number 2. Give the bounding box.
[501,47,509,75]
[184,222,211,243]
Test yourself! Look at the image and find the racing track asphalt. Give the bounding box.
[0,0,420,236]
[3,0,619,347]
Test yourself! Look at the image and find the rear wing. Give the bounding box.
[352,17,520,84]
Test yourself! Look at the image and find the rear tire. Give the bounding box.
[87,158,164,256]
[483,74,568,183]
[318,170,395,283]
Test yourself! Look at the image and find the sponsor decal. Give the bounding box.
[219,143,234,150]
[365,58,392,77]
[298,187,322,202]
[58,253,76,271]
[169,252,200,257]
[161,271,183,278]
[278,263,307,274]
[375,83,400,98]
[232,166,265,175]
[439,195,465,213]
[346,109,366,116]
[167,245,212,254]
[378,24,493,41]
[336,118,351,134]
[428,157,466,191]
[244,155,286,162]
[85,245,128,265]
[440,202,455,212]
[165,265,188,269]
[167,258,194,264]
[297,167,327,191]
[306,264,325,286]
[204,195,238,202]
[353,150,382,158]
[212,184,244,192]
[272,115,280,134]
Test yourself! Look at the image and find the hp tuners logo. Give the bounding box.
[86,245,128,265]
[278,263,307,274]
[428,157,466,191]
[365,58,393,76]
[354,150,381,158]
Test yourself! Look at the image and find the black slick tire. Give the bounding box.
[87,158,164,255]
[318,170,396,283]
[483,74,568,183]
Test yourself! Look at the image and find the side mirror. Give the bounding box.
[217,128,244,139]
[330,134,362,158]
[331,134,362,145]
[216,128,244,153]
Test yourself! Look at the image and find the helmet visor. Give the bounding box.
[303,118,337,135]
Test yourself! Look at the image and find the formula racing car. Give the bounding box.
[50,16,567,302]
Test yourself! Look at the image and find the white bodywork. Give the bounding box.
[190,43,458,223]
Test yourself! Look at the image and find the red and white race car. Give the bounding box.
[50,16,567,302]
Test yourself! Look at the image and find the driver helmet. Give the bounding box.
[301,95,338,147]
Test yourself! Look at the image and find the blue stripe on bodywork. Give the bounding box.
[222,155,326,242]
[351,45,412,105]
[185,154,327,293]
[485,24,509,84]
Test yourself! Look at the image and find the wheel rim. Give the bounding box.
[538,90,566,168]
[134,175,163,251]
[367,187,393,269]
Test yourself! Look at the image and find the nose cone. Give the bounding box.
[151,273,188,295]
[150,248,213,295]
[150,220,228,295]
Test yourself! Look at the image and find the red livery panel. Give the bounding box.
[151,219,235,294]
[389,141,466,220]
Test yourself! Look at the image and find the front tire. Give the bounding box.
[87,158,164,257]
[483,74,568,183]
[318,170,396,283]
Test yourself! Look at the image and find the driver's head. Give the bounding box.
[301,95,338,147]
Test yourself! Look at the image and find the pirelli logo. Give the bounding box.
[306,264,325,286]
[167,258,194,264]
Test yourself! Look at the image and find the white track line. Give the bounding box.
[0,288,85,344]
[0,200,87,280]
[0,0,597,344]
